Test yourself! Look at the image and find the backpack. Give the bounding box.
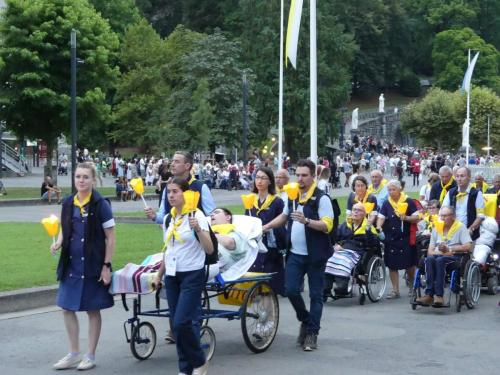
[309,188,342,244]
[164,213,218,265]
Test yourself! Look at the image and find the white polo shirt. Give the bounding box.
[163,210,209,272]
[442,186,484,227]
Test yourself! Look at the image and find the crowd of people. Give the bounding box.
[47,146,499,374]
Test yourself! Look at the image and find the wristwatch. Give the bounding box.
[103,262,112,269]
[305,218,311,226]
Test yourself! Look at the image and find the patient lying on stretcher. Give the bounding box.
[210,207,247,271]
[110,209,263,295]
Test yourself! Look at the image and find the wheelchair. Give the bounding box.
[410,250,481,312]
[480,245,500,295]
[323,242,387,305]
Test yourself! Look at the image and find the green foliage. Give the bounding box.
[401,86,500,151]
[0,0,119,151]
[399,70,421,97]
[89,0,141,37]
[432,28,500,93]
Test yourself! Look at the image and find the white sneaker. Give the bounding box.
[76,356,96,371]
[53,353,81,370]
[193,361,209,375]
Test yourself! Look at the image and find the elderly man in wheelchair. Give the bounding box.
[414,205,477,309]
[324,203,386,304]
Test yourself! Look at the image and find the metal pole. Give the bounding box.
[466,49,470,166]
[71,29,77,193]
[0,122,4,179]
[487,115,490,158]
[242,73,248,164]
[309,0,317,164]
[278,0,284,168]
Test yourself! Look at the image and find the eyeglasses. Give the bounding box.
[255,176,269,181]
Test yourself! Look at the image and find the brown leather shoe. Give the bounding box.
[433,296,444,305]
[416,295,433,305]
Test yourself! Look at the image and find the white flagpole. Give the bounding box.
[278,0,284,168]
[310,0,317,164]
[466,49,470,166]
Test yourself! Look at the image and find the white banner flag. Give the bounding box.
[285,0,303,69]
[462,118,470,148]
[351,108,359,130]
[461,52,479,93]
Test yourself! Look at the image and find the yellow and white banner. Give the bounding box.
[285,0,303,69]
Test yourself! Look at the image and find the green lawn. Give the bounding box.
[0,186,157,200]
[2,193,423,291]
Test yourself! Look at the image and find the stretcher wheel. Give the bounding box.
[201,289,210,326]
[241,281,279,353]
[366,257,387,302]
[130,321,156,360]
[200,325,216,361]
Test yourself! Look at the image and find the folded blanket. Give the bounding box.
[110,253,163,295]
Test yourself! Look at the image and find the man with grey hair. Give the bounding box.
[275,168,290,201]
[416,205,473,306]
[442,166,484,240]
[368,169,388,207]
[472,172,489,194]
[429,165,456,206]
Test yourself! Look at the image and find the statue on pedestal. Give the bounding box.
[378,93,385,113]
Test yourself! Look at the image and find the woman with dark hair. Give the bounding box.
[247,166,287,296]
[152,176,214,375]
[346,175,378,224]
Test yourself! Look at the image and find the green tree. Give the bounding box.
[401,86,500,151]
[432,28,500,93]
[89,0,141,37]
[0,0,119,174]
[110,20,169,151]
[188,78,214,151]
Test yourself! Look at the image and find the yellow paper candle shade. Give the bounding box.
[283,183,300,201]
[41,215,60,237]
[364,202,375,214]
[397,202,408,216]
[434,220,445,236]
[241,194,256,210]
[130,178,144,195]
[183,190,200,213]
[430,214,438,223]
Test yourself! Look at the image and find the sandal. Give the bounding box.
[385,290,401,299]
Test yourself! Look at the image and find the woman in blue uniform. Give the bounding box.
[51,162,115,371]
[346,176,378,224]
[247,167,287,296]
[153,177,214,375]
[376,180,420,299]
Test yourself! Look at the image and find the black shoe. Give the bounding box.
[303,333,318,351]
[296,323,306,346]
[334,287,349,296]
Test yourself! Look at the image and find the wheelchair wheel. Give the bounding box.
[241,281,279,353]
[486,276,498,295]
[366,257,387,302]
[463,260,481,309]
[130,321,156,360]
[200,325,216,362]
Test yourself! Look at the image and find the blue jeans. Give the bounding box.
[165,269,206,374]
[424,255,461,297]
[285,253,326,335]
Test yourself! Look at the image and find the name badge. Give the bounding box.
[165,253,177,276]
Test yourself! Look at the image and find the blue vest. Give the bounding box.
[429,179,457,205]
[448,186,480,240]
[57,190,108,280]
[286,188,333,262]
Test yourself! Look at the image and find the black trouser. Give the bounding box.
[413,172,419,186]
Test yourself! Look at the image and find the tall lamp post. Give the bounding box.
[70,29,77,193]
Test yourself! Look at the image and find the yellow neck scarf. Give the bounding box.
[471,182,488,194]
[388,192,408,216]
[346,217,369,235]
[212,223,236,235]
[299,182,317,205]
[254,194,276,215]
[367,179,387,196]
[73,193,92,216]
[437,220,462,242]
[439,177,455,204]
[188,175,196,185]
[164,206,193,246]
[354,192,369,204]
[276,187,283,194]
